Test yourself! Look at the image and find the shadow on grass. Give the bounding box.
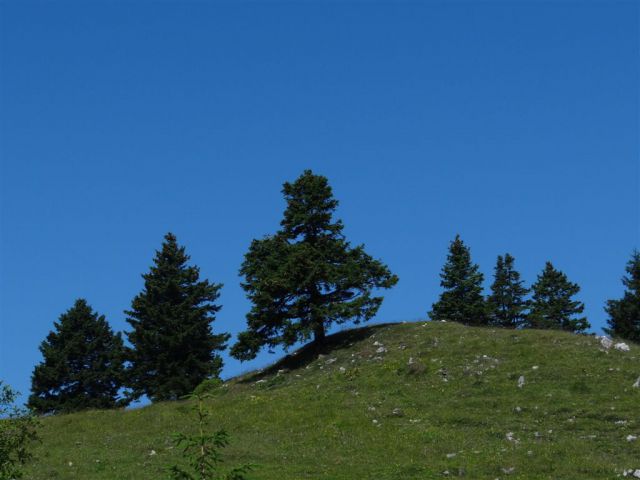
[236,322,399,383]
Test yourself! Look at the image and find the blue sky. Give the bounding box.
[0,1,638,404]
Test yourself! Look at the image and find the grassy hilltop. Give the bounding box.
[25,321,639,479]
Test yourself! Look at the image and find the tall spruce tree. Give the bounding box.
[526,261,589,332]
[486,253,529,328]
[126,233,229,402]
[28,299,126,414]
[429,235,486,325]
[230,170,398,361]
[604,250,640,342]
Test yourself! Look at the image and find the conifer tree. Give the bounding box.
[604,250,640,342]
[526,261,589,332]
[429,235,486,325]
[486,253,529,328]
[231,170,398,361]
[126,233,229,402]
[28,299,126,414]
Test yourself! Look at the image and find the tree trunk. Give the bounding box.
[313,323,326,349]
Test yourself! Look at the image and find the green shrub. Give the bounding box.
[169,394,253,480]
[0,382,39,480]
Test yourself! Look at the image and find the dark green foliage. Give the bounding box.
[28,299,126,414]
[126,233,229,402]
[429,235,486,325]
[169,394,252,480]
[0,383,39,480]
[604,250,640,342]
[526,262,589,332]
[231,170,398,361]
[486,253,529,328]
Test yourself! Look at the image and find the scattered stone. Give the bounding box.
[68,462,73,467]
[376,346,387,354]
[446,453,456,458]
[325,358,337,365]
[622,469,640,478]
[502,466,515,475]
[514,406,522,413]
[373,341,382,346]
[391,408,404,417]
[506,432,518,443]
[633,376,640,388]
[149,450,157,456]
[626,435,638,442]
[276,369,288,376]
[532,365,539,370]
[598,336,613,349]
[517,375,525,388]
[254,379,266,385]
[615,342,631,352]
[408,357,415,365]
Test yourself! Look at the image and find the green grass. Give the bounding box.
[25,321,640,479]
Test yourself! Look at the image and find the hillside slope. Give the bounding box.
[25,321,640,479]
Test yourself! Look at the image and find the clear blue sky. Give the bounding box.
[1,2,638,403]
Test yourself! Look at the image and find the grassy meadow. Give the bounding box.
[25,321,640,479]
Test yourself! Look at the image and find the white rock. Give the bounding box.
[376,346,387,354]
[408,357,415,365]
[339,366,346,373]
[373,341,382,346]
[615,342,631,352]
[149,450,157,456]
[517,376,525,388]
[446,453,456,458]
[634,470,640,478]
[598,336,613,349]
[505,432,518,443]
[532,365,539,370]
[633,376,640,388]
[626,434,638,442]
[326,358,337,364]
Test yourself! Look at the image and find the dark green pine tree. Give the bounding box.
[604,250,640,342]
[231,170,398,361]
[126,233,229,402]
[429,235,487,325]
[28,299,126,414]
[526,261,590,332]
[486,253,529,328]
